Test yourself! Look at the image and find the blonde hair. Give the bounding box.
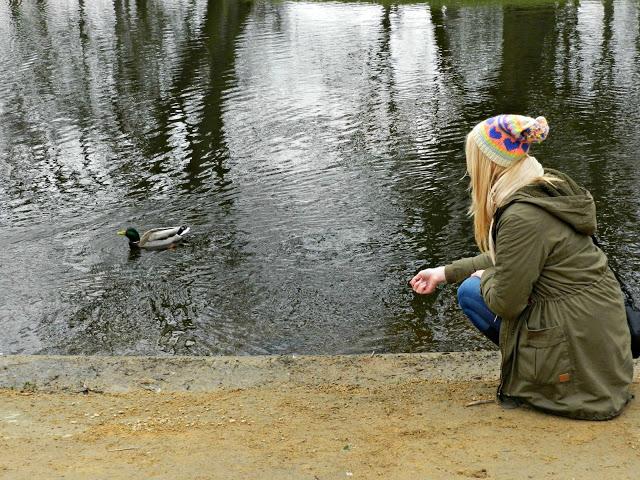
[465,134,560,262]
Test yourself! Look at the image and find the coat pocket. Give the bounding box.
[517,325,573,385]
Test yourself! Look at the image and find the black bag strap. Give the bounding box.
[591,234,638,309]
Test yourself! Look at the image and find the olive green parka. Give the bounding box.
[445,169,633,420]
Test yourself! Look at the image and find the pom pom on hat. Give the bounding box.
[470,114,549,167]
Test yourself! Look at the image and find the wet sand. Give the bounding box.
[0,353,638,479]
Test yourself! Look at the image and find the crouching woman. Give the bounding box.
[411,115,633,420]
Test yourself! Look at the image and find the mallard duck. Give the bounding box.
[117,226,190,250]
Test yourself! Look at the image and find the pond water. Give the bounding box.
[2,0,640,355]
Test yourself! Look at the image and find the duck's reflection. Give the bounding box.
[127,248,142,262]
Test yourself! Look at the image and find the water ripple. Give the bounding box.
[2,0,640,355]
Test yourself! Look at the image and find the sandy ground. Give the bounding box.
[1,353,639,479]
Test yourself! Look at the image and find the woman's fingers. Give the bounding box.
[470,269,484,279]
[422,280,436,294]
[410,272,425,287]
[412,277,434,294]
[411,267,445,294]
[410,274,425,291]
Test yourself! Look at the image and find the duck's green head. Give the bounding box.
[117,228,140,243]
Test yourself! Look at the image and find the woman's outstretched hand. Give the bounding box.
[410,266,446,295]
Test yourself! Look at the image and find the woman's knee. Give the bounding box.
[457,277,481,309]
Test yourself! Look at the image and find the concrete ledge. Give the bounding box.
[0,352,502,393]
[1,352,638,394]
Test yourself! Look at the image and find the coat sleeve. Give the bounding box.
[444,252,493,284]
[480,207,548,320]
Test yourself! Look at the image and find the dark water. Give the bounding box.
[2,0,640,355]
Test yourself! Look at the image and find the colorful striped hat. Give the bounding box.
[470,115,549,167]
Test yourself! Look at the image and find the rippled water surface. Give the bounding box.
[2,0,640,355]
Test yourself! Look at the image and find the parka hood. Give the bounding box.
[503,168,597,236]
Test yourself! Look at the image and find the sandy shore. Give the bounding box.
[1,353,639,479]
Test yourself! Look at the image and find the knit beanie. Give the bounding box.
[470,114,549,167]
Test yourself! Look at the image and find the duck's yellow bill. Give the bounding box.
[117,230,126,235]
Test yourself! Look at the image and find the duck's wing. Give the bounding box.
[140,226,190,248]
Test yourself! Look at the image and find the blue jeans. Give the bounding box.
[457,277,501,345]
